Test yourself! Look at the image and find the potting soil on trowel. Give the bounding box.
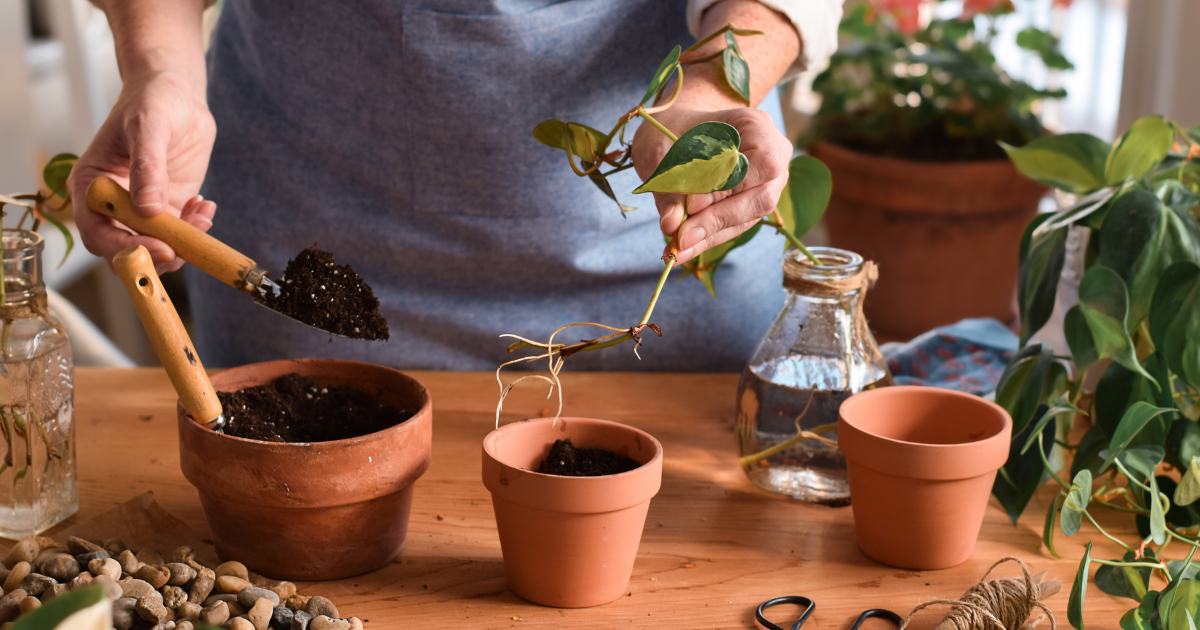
[257,246,390,341]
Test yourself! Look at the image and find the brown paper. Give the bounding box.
[52,492,220,567]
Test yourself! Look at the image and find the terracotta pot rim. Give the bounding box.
[839,385,1011,449]
[485,417,663,481]
[179,358,431,449]
[811,140,1021,169]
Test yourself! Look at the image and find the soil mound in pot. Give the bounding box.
[218,373,411,442]
[537,438,641,476]
[258,245,390,341]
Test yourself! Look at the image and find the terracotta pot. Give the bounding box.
[837,386,1011,570]
[482,417,663,608]
[177,359,432,580]
[812,142,1047,340]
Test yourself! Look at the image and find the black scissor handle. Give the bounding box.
[756,596,817,630]
[848,608,903,630]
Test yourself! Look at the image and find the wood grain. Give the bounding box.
[86,176,261,292]
[52,369,1137,629]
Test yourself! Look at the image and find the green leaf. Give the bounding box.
[992,412,1055,523]
[1097,550,1154,602]
[633,122,748,195]
[682,222,764,298]
[721,32,751,105]
[531,120,609,162]
[1095,358,1172,443]
[1021,394,1085,455]
[1149,262,1200,390]
[1107,116,1175,185]
[1031,188,1116,239]
[1071,424,1108,479]
[41,152,77,200]
[1149,474,1166,544]
[1160,579,1200,630]
[1159,476,1200,528]
[996,345,1053,436]
[1158,179,1200,214]
[1002,133,1111,193]
[10,583,107,630]
[1169,419,1200,472]
[780,155,831,242]
[1168,561,1200,582]
[585,169,636,216]
[1015,27,1074,71]
[1060,469,1092,537]
[1114,446,1166,484]
[1043,492,1062,558]
[1073,266,1158,385]
[1103,402,1176,471]
[1019,215,1069,344]
[640,46,682,106]
[37,209,75,269]
[1120,590,1160,630]
[1178,458,1200,506]
[1068,542,1092,630]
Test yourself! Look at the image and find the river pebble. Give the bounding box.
[200,600,230,626]
[290,610,312,630]
[3,562,30,593]
[134,564,170,589]
[39,555,79,583]
[215,561,249,581]
[17,573,55,597]
[112,597,138,630]
[271,606,294,630]
[239,586,281,608]
[89,558,121,581]
[166,563,196,586]
[189,568,215,603]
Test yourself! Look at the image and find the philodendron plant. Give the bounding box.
[496,25,831,421]
[998,116,1200,630]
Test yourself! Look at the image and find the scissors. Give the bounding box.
[756,596,903,630]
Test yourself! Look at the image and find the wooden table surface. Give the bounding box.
[60,368,1135,629]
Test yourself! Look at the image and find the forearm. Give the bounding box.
[681,0,801,109]
[96,0,208,89]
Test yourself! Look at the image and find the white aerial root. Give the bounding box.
[494,321,629,429]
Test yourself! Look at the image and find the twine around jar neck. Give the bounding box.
[0,292,65,337]
[781,248,880,360]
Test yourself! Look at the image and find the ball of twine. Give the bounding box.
[901,557,1057,630]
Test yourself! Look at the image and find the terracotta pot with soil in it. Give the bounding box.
[837,386,1011,570]
[813,142,1047,340]
[482,417,663,608]
[177,359,432,580]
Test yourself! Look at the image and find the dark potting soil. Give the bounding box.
[218,373,411,443]
[536,439,642,477]
[258,245,390,341]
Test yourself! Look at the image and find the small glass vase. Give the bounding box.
[736,247,891,506]
[0,230,77,536]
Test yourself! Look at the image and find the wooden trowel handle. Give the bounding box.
[113,245,223,425]
[87,176,264,293]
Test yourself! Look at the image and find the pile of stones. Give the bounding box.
[0,536,363,630]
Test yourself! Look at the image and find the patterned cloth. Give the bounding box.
[881,318,1019,396]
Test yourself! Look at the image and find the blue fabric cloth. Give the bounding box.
[881,318,1019,396]
[188,0,788,371]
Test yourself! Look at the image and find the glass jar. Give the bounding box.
[736,247,890,506]
[0,230,76,536]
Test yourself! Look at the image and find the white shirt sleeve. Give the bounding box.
[686,0,844,77]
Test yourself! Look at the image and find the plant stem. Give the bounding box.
[637,108,678,143]
[1168,529,1200,548]
[1092,559,1168,570]
[1038,431,1071,489]
[762,217,822,265]
[1084,510,1137,552]
[1091,499,1150,515]
[640,257,674,326]
[736,422,839,467]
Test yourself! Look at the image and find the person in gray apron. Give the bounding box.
[68,0,842,371]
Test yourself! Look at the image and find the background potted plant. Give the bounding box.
[806,0,1071,340]
[995,114,1200,629]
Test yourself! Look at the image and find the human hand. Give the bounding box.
[631,103,792,265]
[68,69,217,274]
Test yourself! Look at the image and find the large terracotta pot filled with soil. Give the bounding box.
[482,417,663,608]
[812,142,1046,340]
[837,386,1011,570]
[177,359,432,580]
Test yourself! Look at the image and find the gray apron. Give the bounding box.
[190,0,786,371]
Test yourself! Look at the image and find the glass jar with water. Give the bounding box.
[736,247,890,506]
[0,230,76,536]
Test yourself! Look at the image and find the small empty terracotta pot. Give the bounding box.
[177,359,432,580]
[838,386,1011,570]
[482,417,663,608]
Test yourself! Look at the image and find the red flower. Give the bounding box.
[871,0,922,35]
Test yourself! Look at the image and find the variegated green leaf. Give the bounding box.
[633,122,748,195]
[1178,458,1200,506]
[722,32,750,105]
[532,120,608,161]
[1060,469,1092,537]
[1107,115,1174,185]
[1069,266,1158,385]
[641,46,682,106]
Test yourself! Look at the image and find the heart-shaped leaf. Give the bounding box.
[1149,262,1200,390]
[41,153,77,200]
[779,155,831,244]
[1097,550,1155,602]
[993,411,1055,524]
[633,122,748,195]
[1070,266,1158,385]
[1107,115,1174,185]
[1043,493,1062,558]
[1112,445,1166,484]
[532,120,609,162]
[1060,469,1092,536]
[996,345,1054,436]
[1021,394,1086,455]
[641,46,682,106]
[1178,458,1200,506]
[1120,590,1159,630]
[1159,578,1200,630]
[1103,402,1175,471]
[721,32,751,105]
[1002,133,1110,193]
[1068,542,1092,630]
[1019,214,1069,344]
[586,169,635,216]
